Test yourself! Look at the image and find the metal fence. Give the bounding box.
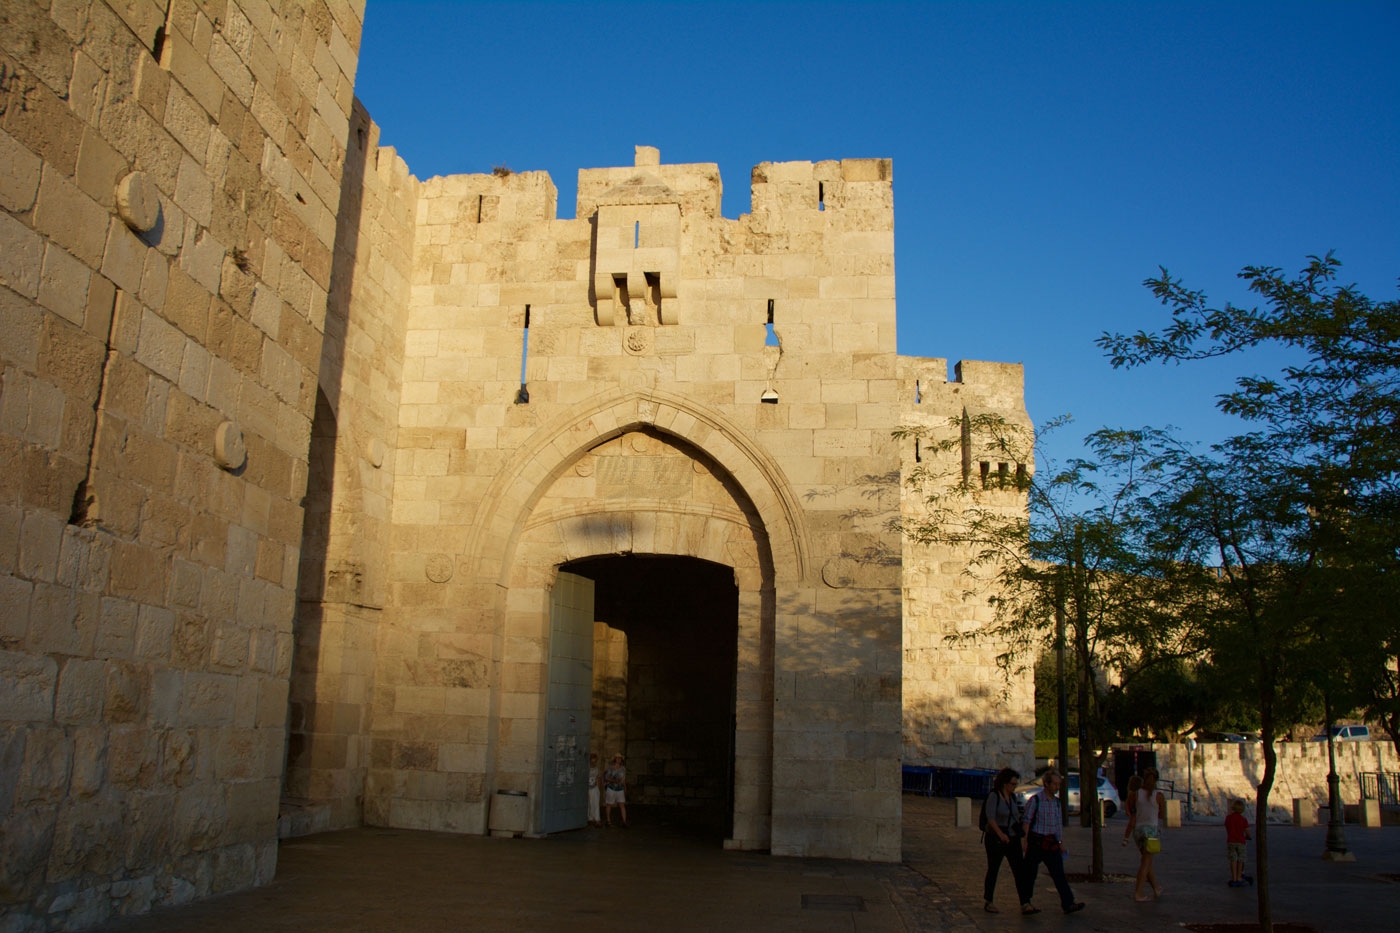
[901,765,1000,800]
[1359,771,1400,807]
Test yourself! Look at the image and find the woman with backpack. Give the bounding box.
[980,767,1036,914]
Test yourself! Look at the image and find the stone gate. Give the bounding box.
[0,2,1032,928]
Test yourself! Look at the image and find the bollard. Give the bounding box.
[955,796,973,828]
[1164,798,1182,828]
[1360,798,1382,828]
[1293,798,1316,827]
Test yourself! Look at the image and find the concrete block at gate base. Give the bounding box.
[1164,798,1182,828]
[488,790,530,837]
[955,796,972,828]
[1293,798,1316,827]
[1360,798,1382,828]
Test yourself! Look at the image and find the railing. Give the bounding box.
[1359,771,1400,807]
[1159,778,1188,800]
[901,765,1000,799]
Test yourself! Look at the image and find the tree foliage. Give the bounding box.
[1099,255,1400,931]
[897,417,1208,880]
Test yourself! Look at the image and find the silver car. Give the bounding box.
[1016,773,1123,818]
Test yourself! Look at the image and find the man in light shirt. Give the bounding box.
[1020,769,1086,915]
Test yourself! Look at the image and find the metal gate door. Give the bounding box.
[542,571,594,833]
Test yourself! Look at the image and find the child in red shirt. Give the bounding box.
[1224,799,1253,886]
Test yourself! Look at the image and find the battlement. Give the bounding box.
[900,356,1028,423]
[751,158,893,214]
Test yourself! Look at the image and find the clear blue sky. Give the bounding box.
[354,1,1399,469]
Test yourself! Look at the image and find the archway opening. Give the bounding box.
[563,554,739,841]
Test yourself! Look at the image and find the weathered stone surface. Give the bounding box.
[0,0,1036,925]
[0,804,57,904]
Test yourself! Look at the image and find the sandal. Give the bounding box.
[984,902,999,913]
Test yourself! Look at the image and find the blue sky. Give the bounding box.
[353,1,1399,469]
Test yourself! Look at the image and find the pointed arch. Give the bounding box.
[461,389,810,586]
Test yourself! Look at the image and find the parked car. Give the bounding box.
[1311,725,1371,742]
[1015,773,1122,818]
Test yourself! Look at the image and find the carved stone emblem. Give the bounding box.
[425,554,454,583]
[822,557,856,589]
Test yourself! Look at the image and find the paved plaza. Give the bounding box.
[97,796,1398,932]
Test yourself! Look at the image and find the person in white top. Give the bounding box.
[1123,766,1167,901]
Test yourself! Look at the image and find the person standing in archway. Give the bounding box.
[587,753,601,826]
[604,754,629,828]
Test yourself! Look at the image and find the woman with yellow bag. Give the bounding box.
[1123,767,1167,901]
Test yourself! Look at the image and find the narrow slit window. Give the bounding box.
[765,299,779,347]
[477,194,483,223]
[960,411,972,483]
[915,379,921,404]
[515,305,530,404]
[979,461,990,488]
[998,462,1010,486]
[818,182,825,211]
[634,220,640,248]
[1016,463,1028,484]
[914,438,921,463]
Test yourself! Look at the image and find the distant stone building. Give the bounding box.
[0,1,1031,928]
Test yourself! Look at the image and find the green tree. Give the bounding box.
[1100,255,1400,931]
[897,419,1208,880]
[1100,254,1400,749]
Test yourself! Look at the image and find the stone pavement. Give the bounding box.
[902,795,1400,932]
[95,797,1398,932]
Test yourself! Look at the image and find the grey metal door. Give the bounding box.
[542,571,594,833]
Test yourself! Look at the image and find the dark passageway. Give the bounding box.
[565,555,739,841]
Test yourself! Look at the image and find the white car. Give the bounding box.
[1311,725,1371,742]
[1016,773,1123,818]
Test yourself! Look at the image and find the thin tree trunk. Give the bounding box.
[1074,577,1103,879]
[1256,664,1276,933]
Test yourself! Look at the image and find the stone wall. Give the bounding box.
[370,149,908,860]
[282,105,414,835]
[899,357,1035,776]
[0,0,365,927]
[1,0,1042,919]
[1148,740,1400,821]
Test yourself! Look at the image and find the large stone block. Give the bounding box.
[0,650,56,722]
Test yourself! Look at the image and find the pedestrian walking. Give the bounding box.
[1125,766,1167,901]
[979,768,1035,914]
[1020,769,1085,915]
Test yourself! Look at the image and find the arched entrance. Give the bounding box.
[563,554,739,839]
[492,423,779,849]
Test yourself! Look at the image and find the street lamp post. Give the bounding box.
[1186,737,1197,821]
[1322,696,1354,862]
